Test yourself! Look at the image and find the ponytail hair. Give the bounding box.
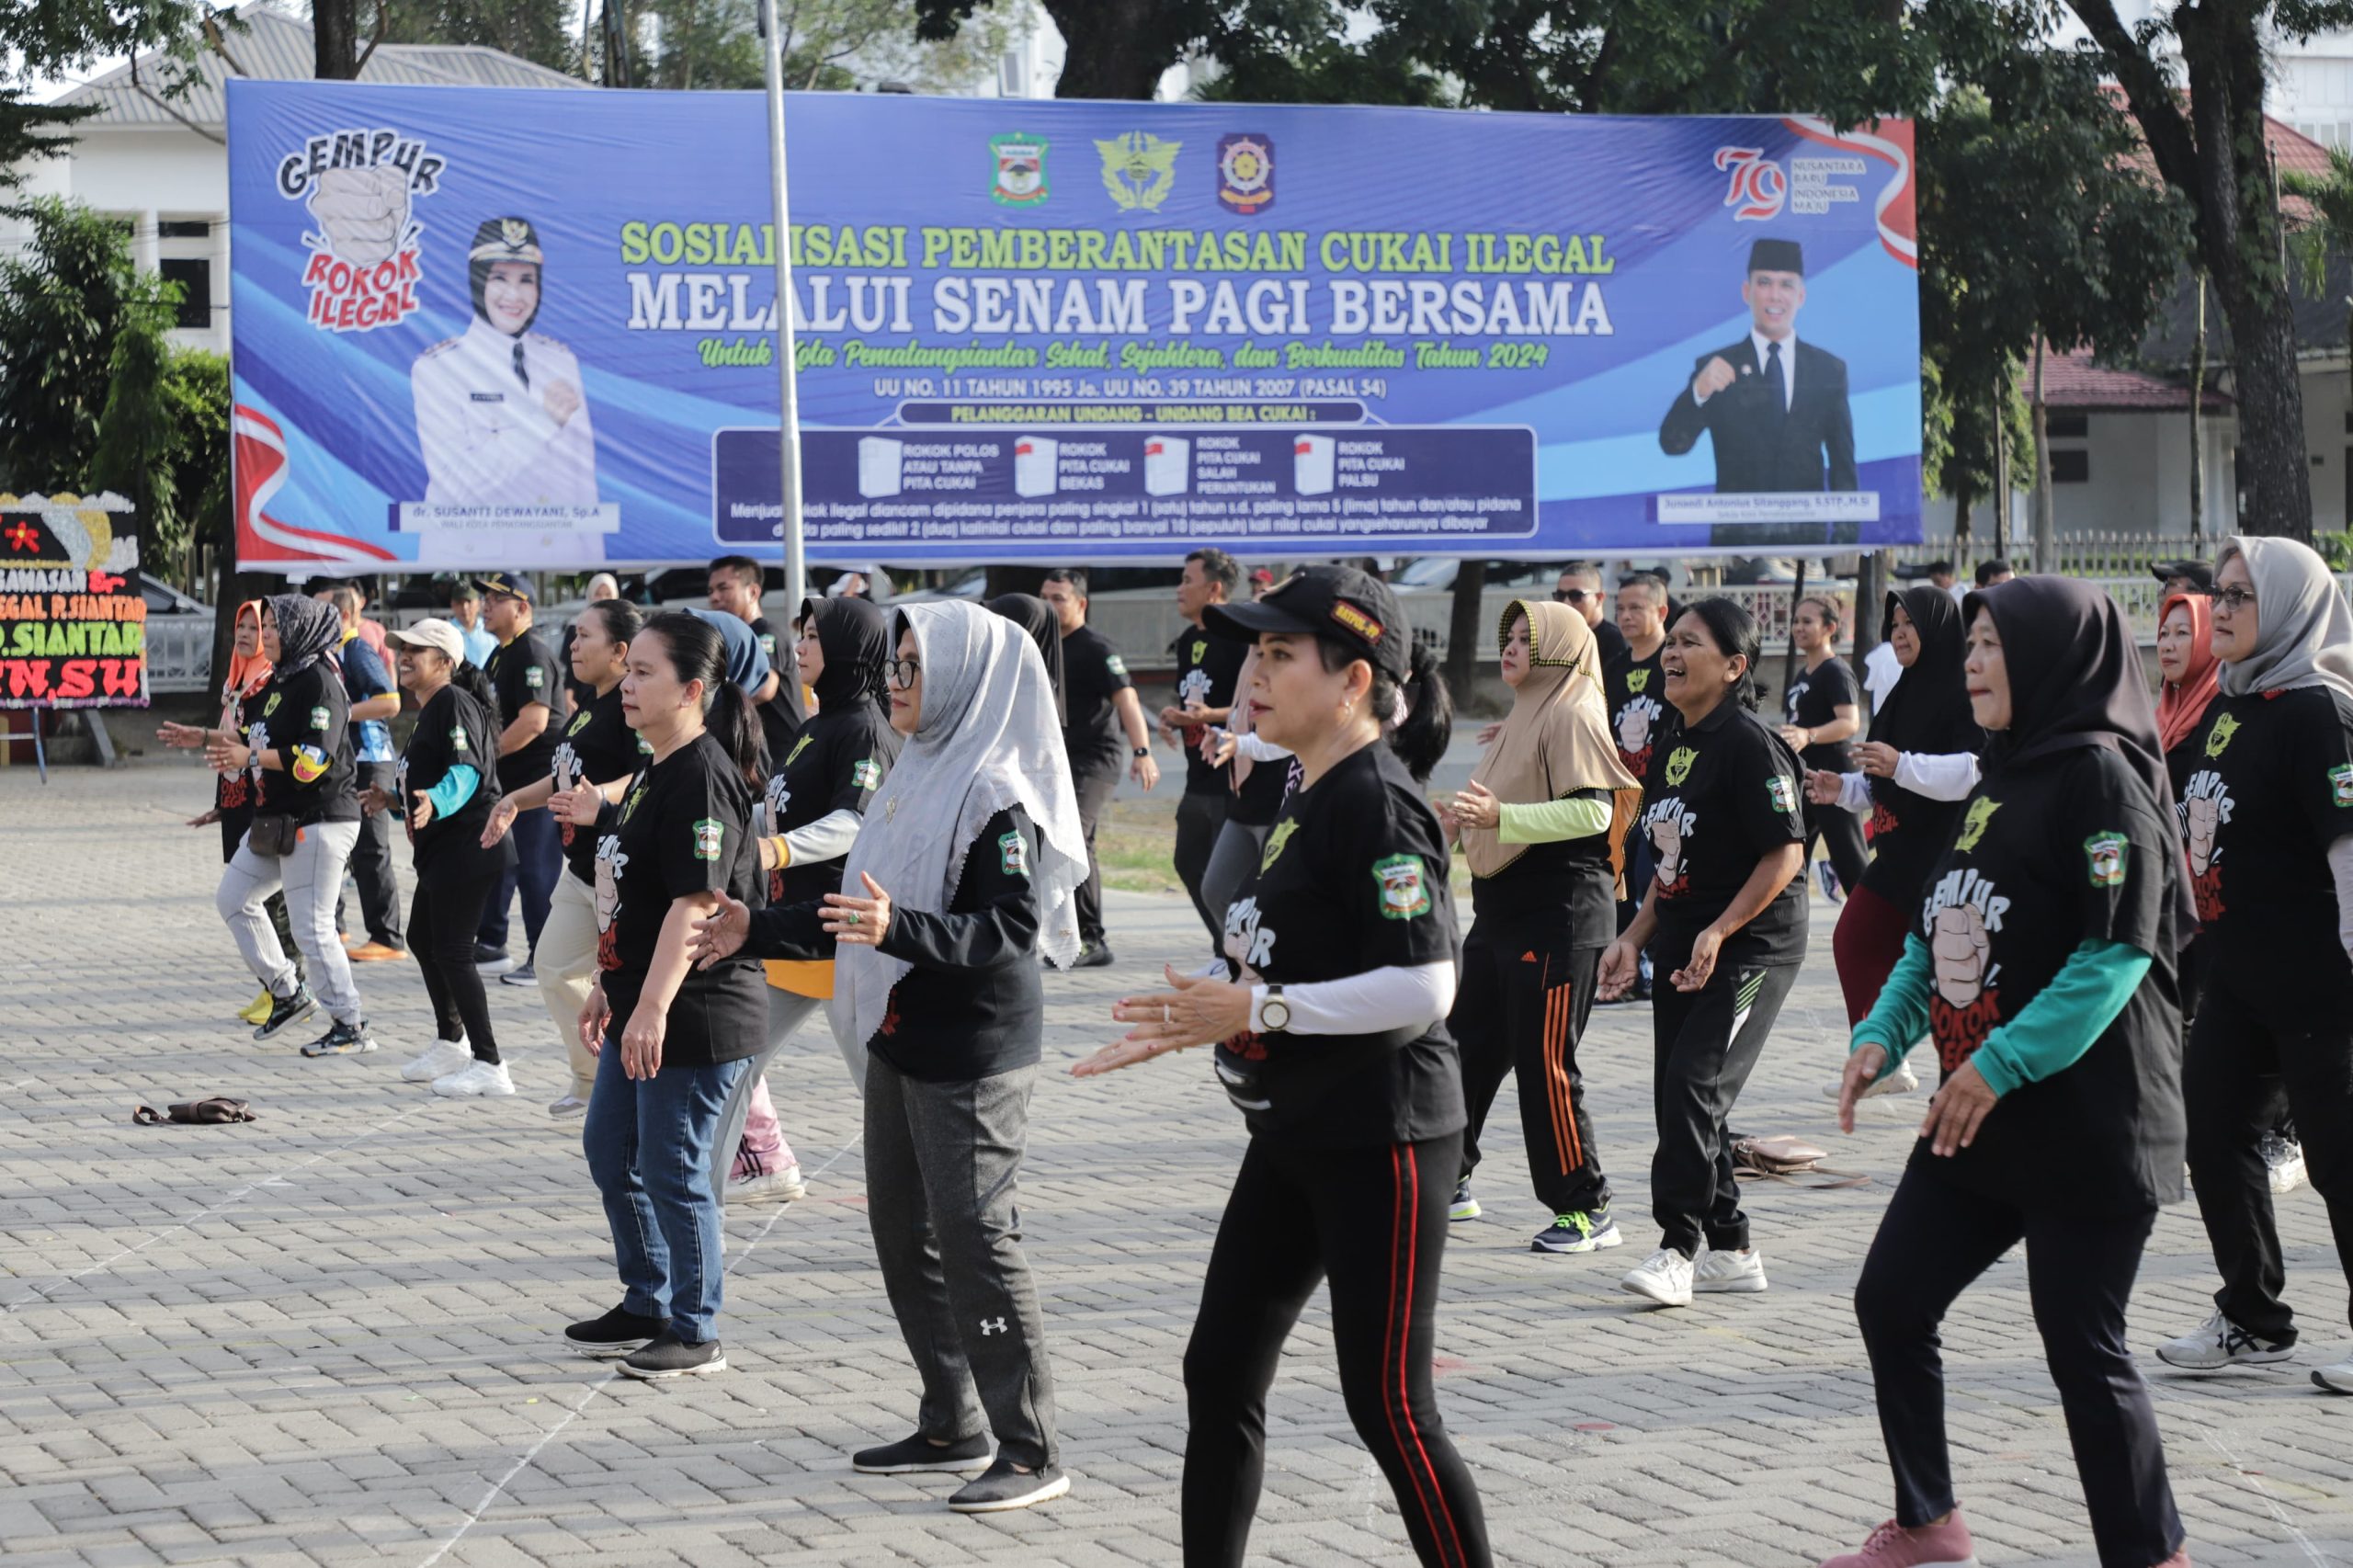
[1679,597,1764,712]
[1312,631,1453,784]
[642,609,767,787]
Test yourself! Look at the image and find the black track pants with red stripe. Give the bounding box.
[1452,922,1609,1216]
[1182,1131,1492,1568]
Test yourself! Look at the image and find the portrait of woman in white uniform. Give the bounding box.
[410,217,598,508]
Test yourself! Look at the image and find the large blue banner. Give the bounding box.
[226,81,1922,571]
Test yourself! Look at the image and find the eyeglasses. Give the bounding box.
[885,656,922,690]
[1553,588,1592,604]
[2212,586,2258,613]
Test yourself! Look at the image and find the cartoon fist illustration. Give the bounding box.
[1619,702,1653,756]
[1930,904,1991,1009]
[2184,793,2221,877]
[1651,813,1686,888]
[308,165,411,266]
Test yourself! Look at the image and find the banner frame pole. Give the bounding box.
[758,0,808,607]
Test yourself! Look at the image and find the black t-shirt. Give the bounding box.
[486,628,569,792]
[2180,687,2353,1028]
[1172,624,1248,796]
[749,614,801,765]
[1228,748,1295,827]
[1060,623,1133,776]
[1783,654,1859,774]
[593,733,767,1067]
[247,663,358,824]
[1606,643,1668,783]
[1637,701,1807,967]
[1470,786,1616,939]
[1860,758,1967,911]
[1908,747,2184,1214]
[764,704,901,907]
[1592,618,1630,672]
[398,684,512,875]
[1215,743,1466,1148]
[551,685,649,886]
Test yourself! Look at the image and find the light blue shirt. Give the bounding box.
[459,623,497,668]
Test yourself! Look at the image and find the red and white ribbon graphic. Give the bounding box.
[1783,116,1917,269]
[233,404,397,567]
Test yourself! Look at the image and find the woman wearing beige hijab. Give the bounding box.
[1439,597,1640,1252]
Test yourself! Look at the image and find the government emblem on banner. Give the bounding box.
[1215,134,1274,215]
[1096,131,1180,212]
[991,133,1048,206]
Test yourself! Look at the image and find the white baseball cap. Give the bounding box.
[387,618,468,665]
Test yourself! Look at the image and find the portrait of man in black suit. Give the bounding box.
[1657,238,1859,546]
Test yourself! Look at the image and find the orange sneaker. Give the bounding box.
[347,940,405,962]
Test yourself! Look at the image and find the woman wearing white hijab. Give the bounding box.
[2153,536,2353,1396]
[693,598,1086,1512]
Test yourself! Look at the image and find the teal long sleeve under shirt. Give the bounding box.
[1849,932,2152,1097]
[424,763,480,820]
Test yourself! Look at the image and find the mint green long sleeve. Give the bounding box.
[1496,795,1613,845]
[1849,933,2152,1096]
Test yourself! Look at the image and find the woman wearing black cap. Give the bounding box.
[1600,598,1808,1310]
[410,215,598,510]
[1074,565,1489,1568]
[1824,577,2188,1568]
[1804,588,1984,1097]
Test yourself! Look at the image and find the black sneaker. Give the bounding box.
[948,1457,1070,1513]
[300,1017,376,1056]
[618,1330,726,1380]
[500,962,538,986]
[1530,1209,1623,1255]
[473,944,516,977]
[852,1432,994,1474]
[1074,943,1115,969]
[564,1305,666,1358]
[1448,1177,1480,1221]
[251,985,317,1041]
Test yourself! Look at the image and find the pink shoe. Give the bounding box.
[1821,1513,1979,1568]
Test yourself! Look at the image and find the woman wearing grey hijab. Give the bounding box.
[691,598,1086,1513]
[205,595,375,1055]
[2154,536,2353,1397]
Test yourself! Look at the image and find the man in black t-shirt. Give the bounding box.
[1556,562,1629,671]
[709,554,803,762]
[473,573,570,981]
[1042,568,1159,965]
[1605,571,1672,999]
[1163,548,1246,949]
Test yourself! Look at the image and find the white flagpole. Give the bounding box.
[757,0,807,606]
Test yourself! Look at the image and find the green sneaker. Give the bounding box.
[1448,1178,1481,1221]
[1530,1209,1622,1255]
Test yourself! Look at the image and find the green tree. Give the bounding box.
[2284,146,2353,383]
[369,0,585,74]
[85,287,181,570]
[162,348,233,590]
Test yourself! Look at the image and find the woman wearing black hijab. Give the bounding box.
[718,595,905,1202]
[1825,577,2188,1568]
[1805,586,1984,1096]
[987,594,1067,729]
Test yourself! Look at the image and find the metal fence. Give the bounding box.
[1914,530,2215,577]
[147,614,214,695]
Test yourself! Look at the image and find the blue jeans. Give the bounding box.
[479,803,561,958]
[582,1032,747,1344]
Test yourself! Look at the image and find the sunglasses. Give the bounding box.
[1552,588,1595,604]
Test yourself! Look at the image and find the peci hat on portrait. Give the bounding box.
[1746,238,1803,276]
[1205,564,1410,685]
[385,617,468,665]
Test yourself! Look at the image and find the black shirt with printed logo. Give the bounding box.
[1908,746,2183,1214]
[248,663,359,825]
[2178,687,2353,1028]
[763,703,902,908]
[1606,644,1668,783]
[486,628,570,792]
[1636,700,1808,967]
[1782,654,1859,774]
[1060,623,1133,777]
[551,685,646,887]
[593,733,767,1067]
[1172,624,1248,796]
[748,806,1045,1082]
[1215,742,1466,1148]
[398,683,512,876]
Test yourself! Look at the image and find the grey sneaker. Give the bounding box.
[947,1457,1070,1513]
[1530,1210,1622,1255]
[618,1331,726,1380]
[852,1432,994,1474]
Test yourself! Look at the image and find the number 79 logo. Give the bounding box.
[1714,147,1787,221]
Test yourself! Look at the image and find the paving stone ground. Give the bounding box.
[3,763,2349,1568]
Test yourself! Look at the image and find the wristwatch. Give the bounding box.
[1257,984,1290,1032]
[1132,745,1150,757]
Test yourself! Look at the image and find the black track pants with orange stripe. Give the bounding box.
[1451,923,1609,1216]
[1182,1131,1492,1568]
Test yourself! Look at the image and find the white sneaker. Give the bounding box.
[401,1038,474,1084]
[1620,1247,1695,1308]
[2313,1354,2353,1394]
[431,1059,516,1097]
[1695,1245,1769,1294]
[726,1164,807,1203]
[1824,1060,1921,1100]
[547,1093,589,1119]
[2154,1309,2292,1369]
[2263,1135,2308,1195]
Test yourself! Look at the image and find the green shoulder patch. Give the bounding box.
[1373,853,1431,920]
[851,757,882,790]
[998,829,1030,878]
[2083,830,2128,888]
[691,818,724,861]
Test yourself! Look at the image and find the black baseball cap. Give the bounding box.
[2152,559,2215,594]
[472,571,532,602]
[1204,564,1409,684]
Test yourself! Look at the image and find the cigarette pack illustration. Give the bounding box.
[858,437,904,498]
[1143,436,1189,496]
[1014,436,1058,497]
[1293,434,1335,495]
